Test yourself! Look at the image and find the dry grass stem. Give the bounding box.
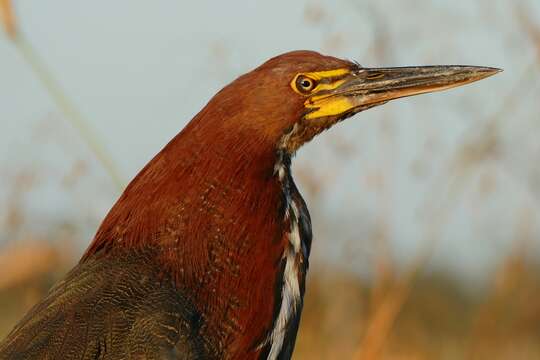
[11,35,125,189]
[0,0,15,38]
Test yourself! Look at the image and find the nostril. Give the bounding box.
[366,72,384,80]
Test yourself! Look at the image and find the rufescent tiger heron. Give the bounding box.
[0,50,500,360]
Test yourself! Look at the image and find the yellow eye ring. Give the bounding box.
[295,75,317,94]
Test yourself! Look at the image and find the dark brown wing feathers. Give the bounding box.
[0,249,210,359]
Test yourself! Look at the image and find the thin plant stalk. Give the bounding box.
[1,1,124,189]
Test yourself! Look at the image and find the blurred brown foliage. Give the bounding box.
[0,242,538,359]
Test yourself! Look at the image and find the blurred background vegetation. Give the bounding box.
[1,0,540,359]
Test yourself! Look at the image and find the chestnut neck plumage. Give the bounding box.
[83,105,311,358]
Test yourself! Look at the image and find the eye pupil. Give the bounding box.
[296,76,316,93]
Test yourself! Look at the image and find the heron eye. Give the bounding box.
[296,76,317,93]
